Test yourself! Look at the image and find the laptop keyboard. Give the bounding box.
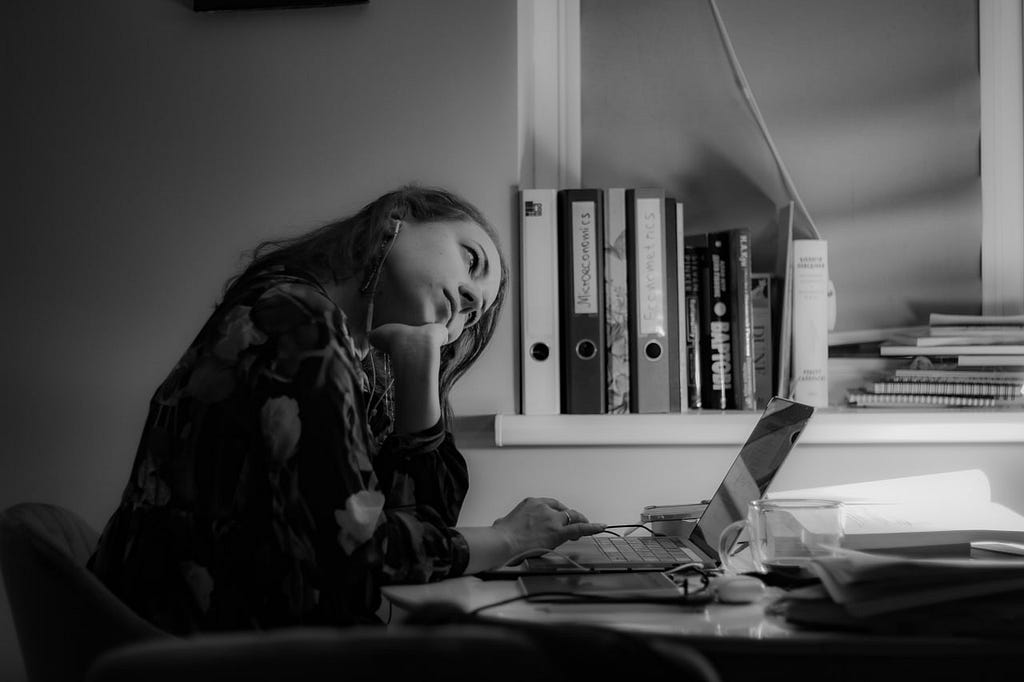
[594,536,701,565]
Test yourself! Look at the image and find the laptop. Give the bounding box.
[519,396,815,574]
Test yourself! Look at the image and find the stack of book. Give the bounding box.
[839,313,1024,408]
[877,313,1024,367]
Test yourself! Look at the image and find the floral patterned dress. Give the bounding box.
[88,268,470,633]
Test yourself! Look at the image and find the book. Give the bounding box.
[880,342,1024,356]
[827,325,928,347]
[805,547,1024,619]
[864,380,1024,398]
[930,325,1024,336]
[665,196,684,413]
[888,326,1024,345]
[774,203,796,401]
[603,188,630,414]
[518,189,561,415]
[625,188,672,413]
[557,189,606,414]
[673,199,689,412]
[695,232,734,410]
[846,391,1024,408]
[725,227,755,410]
[790,238,830,407]
[750,272,775,409]
[957,354,1024,367]
[893,367,1024,383]
[930,313,1024,327]
[683,244,704,409]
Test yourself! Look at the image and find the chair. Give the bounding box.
[1,502,721,682]
[0,502,169,682]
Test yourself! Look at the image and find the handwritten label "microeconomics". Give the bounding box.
[572,201,598,314]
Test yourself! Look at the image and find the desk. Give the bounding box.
[384,576,793,638]
[383,574,1024,682]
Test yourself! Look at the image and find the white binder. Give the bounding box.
[518,189,561,415]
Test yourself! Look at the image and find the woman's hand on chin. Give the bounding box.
[368,322,448,358]
[367,323,446,434]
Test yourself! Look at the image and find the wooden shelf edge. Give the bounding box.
[493,410,1024,447]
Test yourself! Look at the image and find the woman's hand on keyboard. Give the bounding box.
[491,497,606,555]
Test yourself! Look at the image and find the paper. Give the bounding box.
[808,547,1024,617]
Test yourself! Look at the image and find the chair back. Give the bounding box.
[0,503,167,682]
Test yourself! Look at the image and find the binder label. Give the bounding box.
[572,201,598,314]
[636,197,665,336]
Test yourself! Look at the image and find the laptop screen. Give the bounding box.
[687,397,815,562]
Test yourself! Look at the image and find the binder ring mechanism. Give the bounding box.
[529,343,550,362]
[576,339,597,360]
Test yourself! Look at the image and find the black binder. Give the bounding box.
[557,189,606,414]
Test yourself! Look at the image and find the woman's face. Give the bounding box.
[372,219,502,343]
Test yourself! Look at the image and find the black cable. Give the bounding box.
[600,524,666,537]
[466,588,715,618]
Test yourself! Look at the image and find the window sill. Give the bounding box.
[493,410,1024,447]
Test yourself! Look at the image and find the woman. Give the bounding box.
[88,186,604,633]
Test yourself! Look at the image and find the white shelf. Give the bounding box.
[493,410,1024,447]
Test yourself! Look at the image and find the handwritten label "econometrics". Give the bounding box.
[635,197,665,336]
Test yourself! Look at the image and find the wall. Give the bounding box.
[579,0,982,332]
[455,0,1023,575]
[1,1,516,679]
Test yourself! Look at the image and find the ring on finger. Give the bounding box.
[564,510,573,525]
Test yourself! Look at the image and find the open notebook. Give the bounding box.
[515,397,815,574]
[769,469,1024,553]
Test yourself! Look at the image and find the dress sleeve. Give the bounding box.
[373,422,471,584]
[243,282,469,623]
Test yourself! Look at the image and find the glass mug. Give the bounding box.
[718,498,844,577]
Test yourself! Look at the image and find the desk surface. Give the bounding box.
[383,562,1024,645]
[384,576,795,639]
[383,566,1024,682]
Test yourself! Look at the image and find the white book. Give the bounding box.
[518,189,561,415]
[790,239,829,406]
[957,354,1024,367]
[930,313,1024,326]
[674,200,689,412]
[881,342,1024,356]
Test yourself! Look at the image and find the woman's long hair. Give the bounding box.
[224,185,509,430]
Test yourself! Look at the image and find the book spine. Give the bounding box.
[893,368,1024,383]
[603,188,630,414]
[625,188,672,413]
[775,203,796,400]
[867,381,1024,398]
[751,272,775,409]
[957,355,1024,367]
[791,239,830,407]
[846,391,1024,408]
[518,189,561,415]
[674,200,689,412]
[881,344,1024,356]
[727,228,755,410]
[665,196,682,412]
[698,233,734,410]
[683,244,704,409]
[558,189,606,414]
[929,313,1024,326]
